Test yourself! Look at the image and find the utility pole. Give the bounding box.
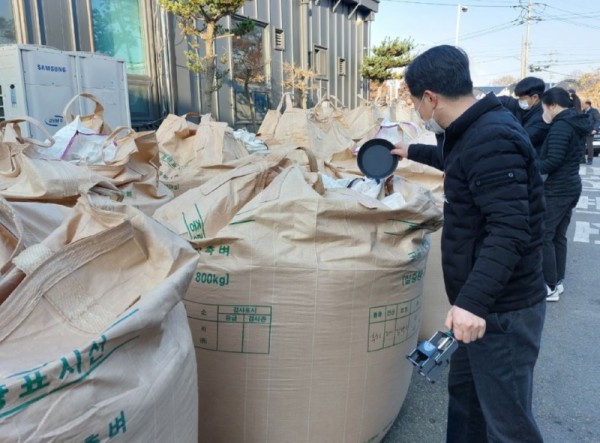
[520,0,532,78]
[548,50,556,86]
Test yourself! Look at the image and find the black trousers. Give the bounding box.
[446,301,546,443]
[542,194,580,287]
[585,135,594,162]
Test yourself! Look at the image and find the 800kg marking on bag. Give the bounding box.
[195,272,230,286]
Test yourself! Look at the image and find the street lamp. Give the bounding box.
[455,4,468,46]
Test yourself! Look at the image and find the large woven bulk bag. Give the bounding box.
[157,114,249,197]
[393,160,449,340]
[0,118,113,203]
[343,98,381,142]
[154,159,442,442]
[156,113,200,188]
[0,195,199,442]
[81,127,173,215]
[257,95,354,161]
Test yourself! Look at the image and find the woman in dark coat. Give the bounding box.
[539,87,591,301]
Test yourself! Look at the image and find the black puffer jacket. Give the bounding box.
[408,93,546,318]
[539,108,591,198]
[498,96,550,153]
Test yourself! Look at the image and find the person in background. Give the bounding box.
[391,45,546,443]
[582,99,600,165]
[538,88,591,301]
[499,76,550,153]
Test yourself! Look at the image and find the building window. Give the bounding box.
[0,2,16,44]
[232,18,268,125]
[338,58,347,76]
[313,46,328,79]
[91,0,148,75]
[274,28,285,51]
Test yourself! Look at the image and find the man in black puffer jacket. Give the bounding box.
[499,76,550,154]
[392,46,546,443]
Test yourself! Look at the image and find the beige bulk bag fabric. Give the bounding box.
[61,94,173,214]
[0,199,27,276]
[394,160,449,340]
[154,159,442,442]
[153,147,321,239]
[255,92,290,141]
[343,98,381,142]
[0,194,199,442]
[0,198,71,278]
[373,98,395,122]
[0,118,113,203]
[256,93,310,147]
[156,113,200,188]
[157,114,249,196]
[62,93,113,135]
[257,94,354,161]
[307,97,356,159]
[81,127,174,215]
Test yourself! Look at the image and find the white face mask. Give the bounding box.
[518,99,531,111]
[417,96,445,134]
[542,111,554,125]
[542,111,552,124]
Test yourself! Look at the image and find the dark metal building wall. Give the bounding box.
[171,0,375,125]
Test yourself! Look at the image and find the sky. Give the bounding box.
[371,0,600,86]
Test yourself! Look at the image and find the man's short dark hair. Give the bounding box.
[585,100,592,105]
[514,77,545,98]
[404,45,473,99]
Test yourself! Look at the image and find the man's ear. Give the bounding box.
[424,90,437,105]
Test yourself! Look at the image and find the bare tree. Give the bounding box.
[158,0,254,116]
[490,75,518,86]
[281,63,318,110]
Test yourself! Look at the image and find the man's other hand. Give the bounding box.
[444,306,486,344]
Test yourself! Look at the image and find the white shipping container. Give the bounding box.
[0,44,130,139]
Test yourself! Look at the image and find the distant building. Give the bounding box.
[1,0,379,128]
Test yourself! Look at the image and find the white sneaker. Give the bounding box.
[546,285,560,302]
[556,280,564,295]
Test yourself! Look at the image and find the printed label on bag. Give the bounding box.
[163,182,180,191]
[0,333,139,418]
[185,302,272,354]
[408,236,430,262]
[182,204,206,240]
[83,409,127,442]
[194,271,230,286]
[196,244,231,256]
[402,270,425,286]
[385,219,440,236]
[159,152,179,170]
[367,296,421,352]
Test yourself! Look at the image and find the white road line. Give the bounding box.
[574,221,600,243]
[575,210,600,215]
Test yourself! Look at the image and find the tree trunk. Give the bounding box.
[244,78,257,133]
[203,22,216,116]
[301,79,308,110]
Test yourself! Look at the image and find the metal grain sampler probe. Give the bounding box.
[406,330,458,383]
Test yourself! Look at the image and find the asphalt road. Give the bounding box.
[383,163,600,443]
